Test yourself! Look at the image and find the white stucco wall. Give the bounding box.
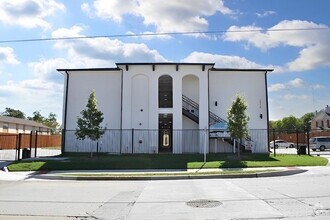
[65,70,122,130]
[209,70,268,129]
[118,64,212,153]
[209,70,269,153]
[131,74,149,129]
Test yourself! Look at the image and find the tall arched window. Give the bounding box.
[158,75,173,108]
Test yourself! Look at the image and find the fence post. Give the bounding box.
[273,129,276,157]
[29,131,33,154]
[131,128,134,154]
[17,133,22,160]
[296,129,299,153]
[15,134,19,160]
[61,129,65,155]
[306,127,310,155]
[35,131,38,157]
[204,128,207,163]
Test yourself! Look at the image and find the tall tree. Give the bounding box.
[44,113,61,134]
[300,112,314,130]
[227,95,249,157]
[281,115,300,131]
[75,89,104,157]
[28,110,60,134]
[28,110,45,123]
[1,107,26,119]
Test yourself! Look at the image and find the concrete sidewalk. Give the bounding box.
[0,166,308,181]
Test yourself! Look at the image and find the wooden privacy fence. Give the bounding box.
[0,133,61,150]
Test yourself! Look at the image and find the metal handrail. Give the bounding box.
[182,95,227,124]
[182,95,199,110]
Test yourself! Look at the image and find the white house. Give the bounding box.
[311,105,330,131]
[58,63,272,154]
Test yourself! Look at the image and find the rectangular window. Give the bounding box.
[316,121,318,127]
[321,121,324,127]
[327,120,330,127]
[3,123,9,133]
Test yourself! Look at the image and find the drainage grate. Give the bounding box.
[186,199,222,208]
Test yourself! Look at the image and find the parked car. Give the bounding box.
[269,140,295,148]
[309,136,330,151]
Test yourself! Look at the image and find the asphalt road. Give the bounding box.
[1,165,330,219]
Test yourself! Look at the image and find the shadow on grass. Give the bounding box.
[7,153,280,171]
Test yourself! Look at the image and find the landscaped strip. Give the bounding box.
[7,153,328,172]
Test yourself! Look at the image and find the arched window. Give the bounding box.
[158,75,173,108]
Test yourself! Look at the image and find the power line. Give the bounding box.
[0,27,328,44]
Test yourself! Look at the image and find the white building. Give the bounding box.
[58,63,272,154]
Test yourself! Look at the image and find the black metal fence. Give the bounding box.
[62,129,270,154]
[268,129,330,155]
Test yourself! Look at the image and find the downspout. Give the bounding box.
[264,70,270,151]
[120,67,123,154]
[62,71,70,155]
[207,67,211,153]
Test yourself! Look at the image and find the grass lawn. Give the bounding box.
[7,153,328,172]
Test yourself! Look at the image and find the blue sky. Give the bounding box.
[0,0,329,123]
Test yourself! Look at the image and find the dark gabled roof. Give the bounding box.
[57,63,274,73]
[116,62,215,66]
[313,110,330,120]
[0,116,50,129]
[57,68,120,72]
[211,68,273,72]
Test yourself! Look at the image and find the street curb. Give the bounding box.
[33,169,308,181]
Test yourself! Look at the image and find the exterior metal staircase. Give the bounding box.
[182,95,227,125]
[182,95,251,151]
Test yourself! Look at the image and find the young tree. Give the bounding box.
[227,95,249,157]
[75,89,104,157]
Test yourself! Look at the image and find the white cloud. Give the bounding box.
[312,84,325,90]
[0,0,65,29]
[28,58,72,80]
[256,10,276,18]
[0,79,63,117]
[283,94,309,100]
[268,83,286,92]
[223,20,330,72]
[86,0,234,32]
[0,47,20,65]
[92,0,137,23]
[182,51,275,69]
[81,3,91,17]
[268,78,325,92]
[287,78,306,88]
[51,25,168,66]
